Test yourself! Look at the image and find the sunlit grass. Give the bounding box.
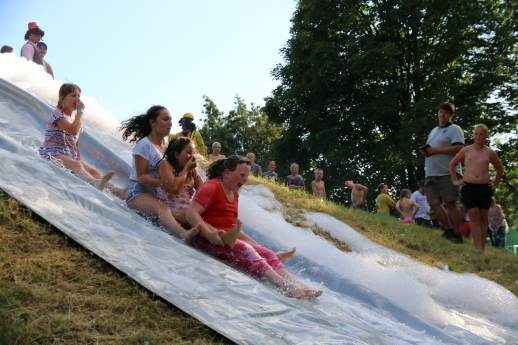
[247,176,518,297]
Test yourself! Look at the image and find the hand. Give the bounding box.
[76,99,85,111]
[453,180,465,187]
[425,146,439,155]
[185,156,197,170]
[419,149,427,156]
[489,182,497,190]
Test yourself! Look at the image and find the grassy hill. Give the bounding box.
[1,178,517,343]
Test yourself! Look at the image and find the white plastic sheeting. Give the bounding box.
[0,67,517,344]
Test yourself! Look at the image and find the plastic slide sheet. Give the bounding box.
[0,77,511,344]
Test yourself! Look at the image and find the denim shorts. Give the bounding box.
[126,181,157,204]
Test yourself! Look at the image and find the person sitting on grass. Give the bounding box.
[449,124,504,253]
[376,183,395,217]
[395,189,419,223]
[39,83,127,199]
[186,156,322,299]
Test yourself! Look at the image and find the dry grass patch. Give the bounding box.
[0,190,233,345]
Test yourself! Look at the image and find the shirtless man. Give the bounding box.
[311,169,326,198]
[345,180,368,211]
[488,197,508,248]
[449,124,504,252]
[396,189,420,223]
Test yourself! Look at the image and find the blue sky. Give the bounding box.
[0,0,296,124]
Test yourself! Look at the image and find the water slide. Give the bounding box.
[1,55,517,344]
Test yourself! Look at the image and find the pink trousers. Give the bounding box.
[192,237,285,278]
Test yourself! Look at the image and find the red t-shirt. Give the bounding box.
[193,179,237,231]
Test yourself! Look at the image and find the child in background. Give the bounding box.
[376,183,395,217]
[311,169,326,198]
[246,152,262,176]
[262,160,279,181]
[449,124,504,253]
[208,142,225,161]
[158,137,240,247]
[286,163,305,190]
[395,189,419,223]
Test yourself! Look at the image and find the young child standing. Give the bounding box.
[395,189,420,223]
[286,163,305,190]
[449,124,504,253]
[246,152,262,176]
[376,183,395,217]
[311,169,326,198]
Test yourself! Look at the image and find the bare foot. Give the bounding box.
[94,171,115,191]
[114,185,129,200]
[181,224,200,245]
[277,247,296,263]
[220,218,242,248]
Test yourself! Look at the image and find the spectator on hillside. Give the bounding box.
[396,189,419,223]
[21,22,47,73]
[208,142,225,161]
[449,124,504,253]
[411,180,432,227]
[419,102,464,243]
[1,45,13,53]
[262,160,278,181]
[376,183,395,217]
[168,112,207,158]
[286,163,305,190]
[246,152,262,176]
[488,197,508,248]
[345,180,368,211]
[36,42,54,79]
[311,169,326,198]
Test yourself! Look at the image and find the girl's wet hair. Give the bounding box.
[400,189,411,199]
[159,137,194,174]
[119,105,167,144]
[207,155,250,180]
[57,83,81,109]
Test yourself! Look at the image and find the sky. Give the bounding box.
[0,0,296,125]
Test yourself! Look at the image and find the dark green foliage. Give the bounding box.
[265,0,518,206]
[199,95,282,170]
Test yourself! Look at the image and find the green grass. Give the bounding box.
[247,177,518,297]
[0,189,233,345]
[1,175,517,343]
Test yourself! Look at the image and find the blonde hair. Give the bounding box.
[400,189,411,199]
[291,163,299,169]
[474,124,488,133]
[212,142,221,148]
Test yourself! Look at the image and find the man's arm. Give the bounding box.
[355,184,368,203]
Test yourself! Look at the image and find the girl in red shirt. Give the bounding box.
[187,155,323,299]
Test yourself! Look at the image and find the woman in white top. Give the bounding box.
[120,105,199,242]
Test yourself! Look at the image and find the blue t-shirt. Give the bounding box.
[250,163,261,176]
[287,175,305,187]
[425,122,464,176]
[263,171,278,180]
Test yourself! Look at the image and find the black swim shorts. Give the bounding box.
[461,182,494,210]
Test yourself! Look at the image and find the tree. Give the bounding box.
[199,95,282,169]
[265,0,518,205]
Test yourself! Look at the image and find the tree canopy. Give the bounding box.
[199,95,282,169]
[264,0,518,213]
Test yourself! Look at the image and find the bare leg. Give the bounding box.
[128,194,199,243]
[468,208,484,252]
[428,198,452,230]
[219,218,242,248]
[277,247,296,263]
[479,209,489,252]
[445,200,462,234]
[262,268,323,299]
